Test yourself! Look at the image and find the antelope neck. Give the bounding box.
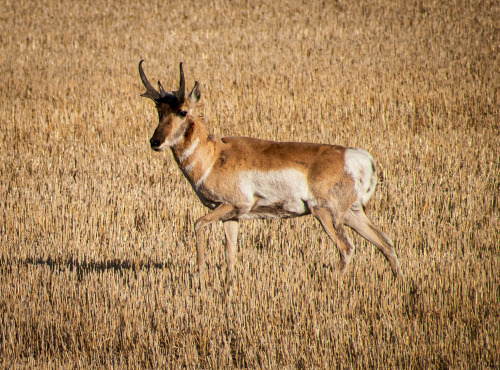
[171,119,217,188]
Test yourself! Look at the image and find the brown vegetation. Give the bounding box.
[0,0,498,367]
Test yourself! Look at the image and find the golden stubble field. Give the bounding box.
[0,0,498,367]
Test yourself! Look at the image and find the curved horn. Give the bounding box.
[139,60,161,101]
[173,62,185,101]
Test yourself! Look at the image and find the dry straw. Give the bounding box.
[0,0,498,367]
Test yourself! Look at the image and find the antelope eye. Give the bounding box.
[178,110,188,117]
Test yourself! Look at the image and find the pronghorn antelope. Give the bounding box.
[139,61,404,286]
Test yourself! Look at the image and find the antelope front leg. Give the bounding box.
[223,220,239,289]
[193,204,238,288]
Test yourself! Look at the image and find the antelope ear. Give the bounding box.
[188,81,200,105]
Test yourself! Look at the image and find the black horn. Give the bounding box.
[139,60,161,101]
[173,62,186,101]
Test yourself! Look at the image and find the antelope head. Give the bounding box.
[139,60,201,151]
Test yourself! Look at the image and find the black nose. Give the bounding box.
[150,138,161,148]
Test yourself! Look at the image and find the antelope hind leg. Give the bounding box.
[312,207,356,273]
[343,208,404,279]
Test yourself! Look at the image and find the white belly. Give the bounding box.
[238,169,312,219]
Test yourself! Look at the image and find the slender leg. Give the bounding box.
[223,220,239,289]
[343,208,404,279]
[193,204,238,288]
[312,207,355,273]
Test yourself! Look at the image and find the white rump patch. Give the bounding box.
[344,148,377,205]
[238,169,312,218]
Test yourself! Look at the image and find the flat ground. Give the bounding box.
[0,0,498,367]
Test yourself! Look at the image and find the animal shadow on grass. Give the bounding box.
[4,255,170,281]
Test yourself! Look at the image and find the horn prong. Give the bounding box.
[158,81,165,96]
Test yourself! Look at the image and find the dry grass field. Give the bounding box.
[1,0,499,367]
